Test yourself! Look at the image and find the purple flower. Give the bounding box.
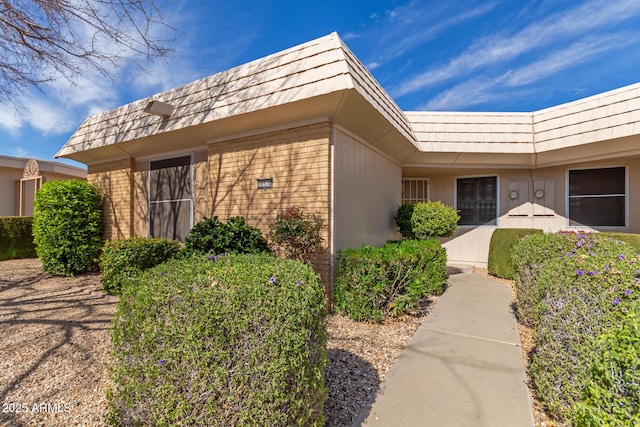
[624,289,632,296]
[604,265,610,271]
[617,254,625,260]
[613,298,621,305]
[269,277,276,283]
[160,272,165,276]
[577,241,583,248]
[587,271,598,276]
[296,279,303,286]
[159,359,165,366]
[576,269,584,276]
[637,269,640,276]
[213,255,219,262]
[206,255,212,260]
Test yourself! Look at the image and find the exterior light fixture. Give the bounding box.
[534,190,545,199]
[144,100,174,118]
[509,191,518,200]
[257,177,273,190]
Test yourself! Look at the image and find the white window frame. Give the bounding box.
[402,177,430,204]
[454,174,500,228]
[147,153,194,239]
[565,165,628,230]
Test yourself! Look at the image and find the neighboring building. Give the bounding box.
[0,155,87,217]
[56,32,640,287]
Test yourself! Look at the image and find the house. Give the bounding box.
[56,32,640,289]
[0,155,87,217]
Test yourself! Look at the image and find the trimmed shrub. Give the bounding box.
[410,201,459,239]
[269,206,324,263]
[0,217,37,260]
[513,231,640,422]
[108,253,327,426]
[183,216,269,255]
[572,311,640,426]
[395,204,416,239]
[335,239,447,322]
[33,180,103,276]
[100,237,181,295]
[487,228,543,279]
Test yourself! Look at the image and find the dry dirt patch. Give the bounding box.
[0,258,116,427]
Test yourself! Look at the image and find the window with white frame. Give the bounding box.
[402,178,429,204]
[456,176,498,226]
[149,155,193,241]
[568,166,626,227]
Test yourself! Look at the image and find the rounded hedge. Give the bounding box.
[33,180,103,276]
[100,237,181,295]
[395,204,416,239]
[410,201,459,239]
[184,216,269,255]
[513,231,640,423]
[108,253,327,426]
[335,239,447,322]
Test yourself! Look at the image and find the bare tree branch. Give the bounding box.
[0,0,174,103]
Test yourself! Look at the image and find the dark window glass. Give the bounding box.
[568,167,625,227]
[569,167,625,196]
[456,176,497,226]
[149,156,192,241]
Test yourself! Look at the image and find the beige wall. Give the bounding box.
[333,127,402,251]
[88,159,134,240]
[0,168,21,216]
[206,122,332,286]
[87,123,333,290]
[1,165,86,217]
[405,156,640,266]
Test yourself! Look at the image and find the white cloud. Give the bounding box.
[367,1,497,66]
[393,0,640,97]
[420,31,640,111]
[10,147,31,158]
[503,33,640,87]
[0,105,23,133]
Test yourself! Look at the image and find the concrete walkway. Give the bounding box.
[354,265,534,427]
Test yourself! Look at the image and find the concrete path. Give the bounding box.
[354,265,534,427]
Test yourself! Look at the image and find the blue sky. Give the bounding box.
[2,0,640,168]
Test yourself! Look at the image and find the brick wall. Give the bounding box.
[87,159,134,240]
[207,122,333,292]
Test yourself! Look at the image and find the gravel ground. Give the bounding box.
[0,258,435,427]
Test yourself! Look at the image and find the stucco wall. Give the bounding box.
[333,127,401,252]
[405,157,640,266]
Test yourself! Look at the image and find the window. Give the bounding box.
[456,176,498,226]
[402,178,429,204]
[568,166,626,227]
[149,155,193,241]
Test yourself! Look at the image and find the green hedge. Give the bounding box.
[572,312,640,426]
[513,231,640,423]
[100,237,181,295]
[410,201,459,239]
[184,216,269,255]
[487,228,543,279]
[108,253,327,426]
[0,217,37,261]
[33,180,103,276]
[334,239,447,322]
